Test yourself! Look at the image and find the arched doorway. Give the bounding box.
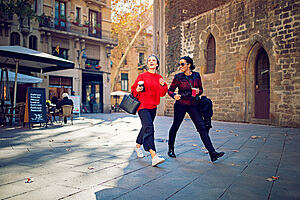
[254,48,270,119]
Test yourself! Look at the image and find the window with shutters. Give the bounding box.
[54,0,66,30]
[206,34,216,74]
[29,35,38,50]
[138,52,144,66]
[89,10,102,38]
[121,73,128,91]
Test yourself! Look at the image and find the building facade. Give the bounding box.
[0,0,117,113]
[155,0,300,127]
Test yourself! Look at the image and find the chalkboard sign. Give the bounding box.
[28,87,46,124]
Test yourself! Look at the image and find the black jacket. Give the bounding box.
[198,96,213,128]
[56,97,73,110]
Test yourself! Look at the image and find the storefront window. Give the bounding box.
[82,73,103,113]
[49,76,72,102]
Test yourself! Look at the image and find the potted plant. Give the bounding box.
[37,13,51,27]
[83,20,90,27]
[72,17,80,25]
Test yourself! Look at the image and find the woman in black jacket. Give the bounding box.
[167,56,224,162]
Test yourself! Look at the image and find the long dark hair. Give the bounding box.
[180,56,195,70]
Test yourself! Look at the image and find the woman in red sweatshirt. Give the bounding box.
[131,55,168,167]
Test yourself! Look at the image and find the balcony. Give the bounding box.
[38,16,117,43]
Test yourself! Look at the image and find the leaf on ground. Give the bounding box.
[201,147,206,150]
[266,176,280,181]
[65,148,71,151]
[204,151,209,154]
[215,130,221,132]
[232,150,239,152]
[235,134,239,136]
[25,178,34,183]
[88,166,95,170]
[67,139,72,142]
[192,144,198,147]
[251,136,262,139]
[229,130,234,133]
[271,176,280,180]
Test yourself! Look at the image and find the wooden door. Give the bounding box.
[255,48,270,119]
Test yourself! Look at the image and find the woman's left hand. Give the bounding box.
[159,78,166,86]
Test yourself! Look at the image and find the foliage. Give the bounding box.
[0,0,35,20]
[111,0,152,56]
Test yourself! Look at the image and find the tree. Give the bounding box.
[0,0,35,25]
[111,0,152,91]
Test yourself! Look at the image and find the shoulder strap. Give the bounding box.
[184,75,193,89]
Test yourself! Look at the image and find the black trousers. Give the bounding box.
[168,102,215,152]
[137,108,157,152]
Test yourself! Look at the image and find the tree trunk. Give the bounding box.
[111,23,146,91]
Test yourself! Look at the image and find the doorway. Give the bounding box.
[254,48,270,119]
[82,72,103,113]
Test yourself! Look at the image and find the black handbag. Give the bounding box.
[119,94,140,115]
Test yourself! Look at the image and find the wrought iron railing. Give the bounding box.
[38,16,117,43]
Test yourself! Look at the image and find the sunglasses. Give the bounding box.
[178,63,187,67]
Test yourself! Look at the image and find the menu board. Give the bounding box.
[28,88,46,123]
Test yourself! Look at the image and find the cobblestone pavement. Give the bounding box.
[0,113,299,200]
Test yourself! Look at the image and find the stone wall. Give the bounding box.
[165,0,300,128]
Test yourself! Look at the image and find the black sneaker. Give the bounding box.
[209,151,225,162]
[168,149,176,158]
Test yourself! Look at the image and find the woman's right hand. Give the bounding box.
[136,85,143,92]
[174,94,181,100]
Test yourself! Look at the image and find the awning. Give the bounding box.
[0,69,42,84]
[0,46,74,73]
[0,45,74,108]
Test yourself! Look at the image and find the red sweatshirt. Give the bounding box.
[131,71,168,111]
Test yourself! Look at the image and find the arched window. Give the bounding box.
[206,34,216,74]
[29,35,38,50]
[10,32,20,46]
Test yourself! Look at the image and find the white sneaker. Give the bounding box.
[152,155,165,167]
[135,147,144,158]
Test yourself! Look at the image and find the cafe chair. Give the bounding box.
[0,105,10,126]
[8,103,25,126]
[59,105,73,125]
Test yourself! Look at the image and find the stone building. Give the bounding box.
[154,0,299,127]
[0,0,117,113]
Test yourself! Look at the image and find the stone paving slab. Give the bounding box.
[0,113,299,199]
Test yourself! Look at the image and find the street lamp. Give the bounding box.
[105,45,113,57]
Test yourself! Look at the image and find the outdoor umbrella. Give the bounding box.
[110,91,130,96]
[0,69,42,84]
[0,45,74,108]
[110,91,130,105]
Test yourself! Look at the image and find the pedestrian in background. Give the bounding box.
[56,93,73,124]
[131,55,168,167]
[167,56,224,162]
